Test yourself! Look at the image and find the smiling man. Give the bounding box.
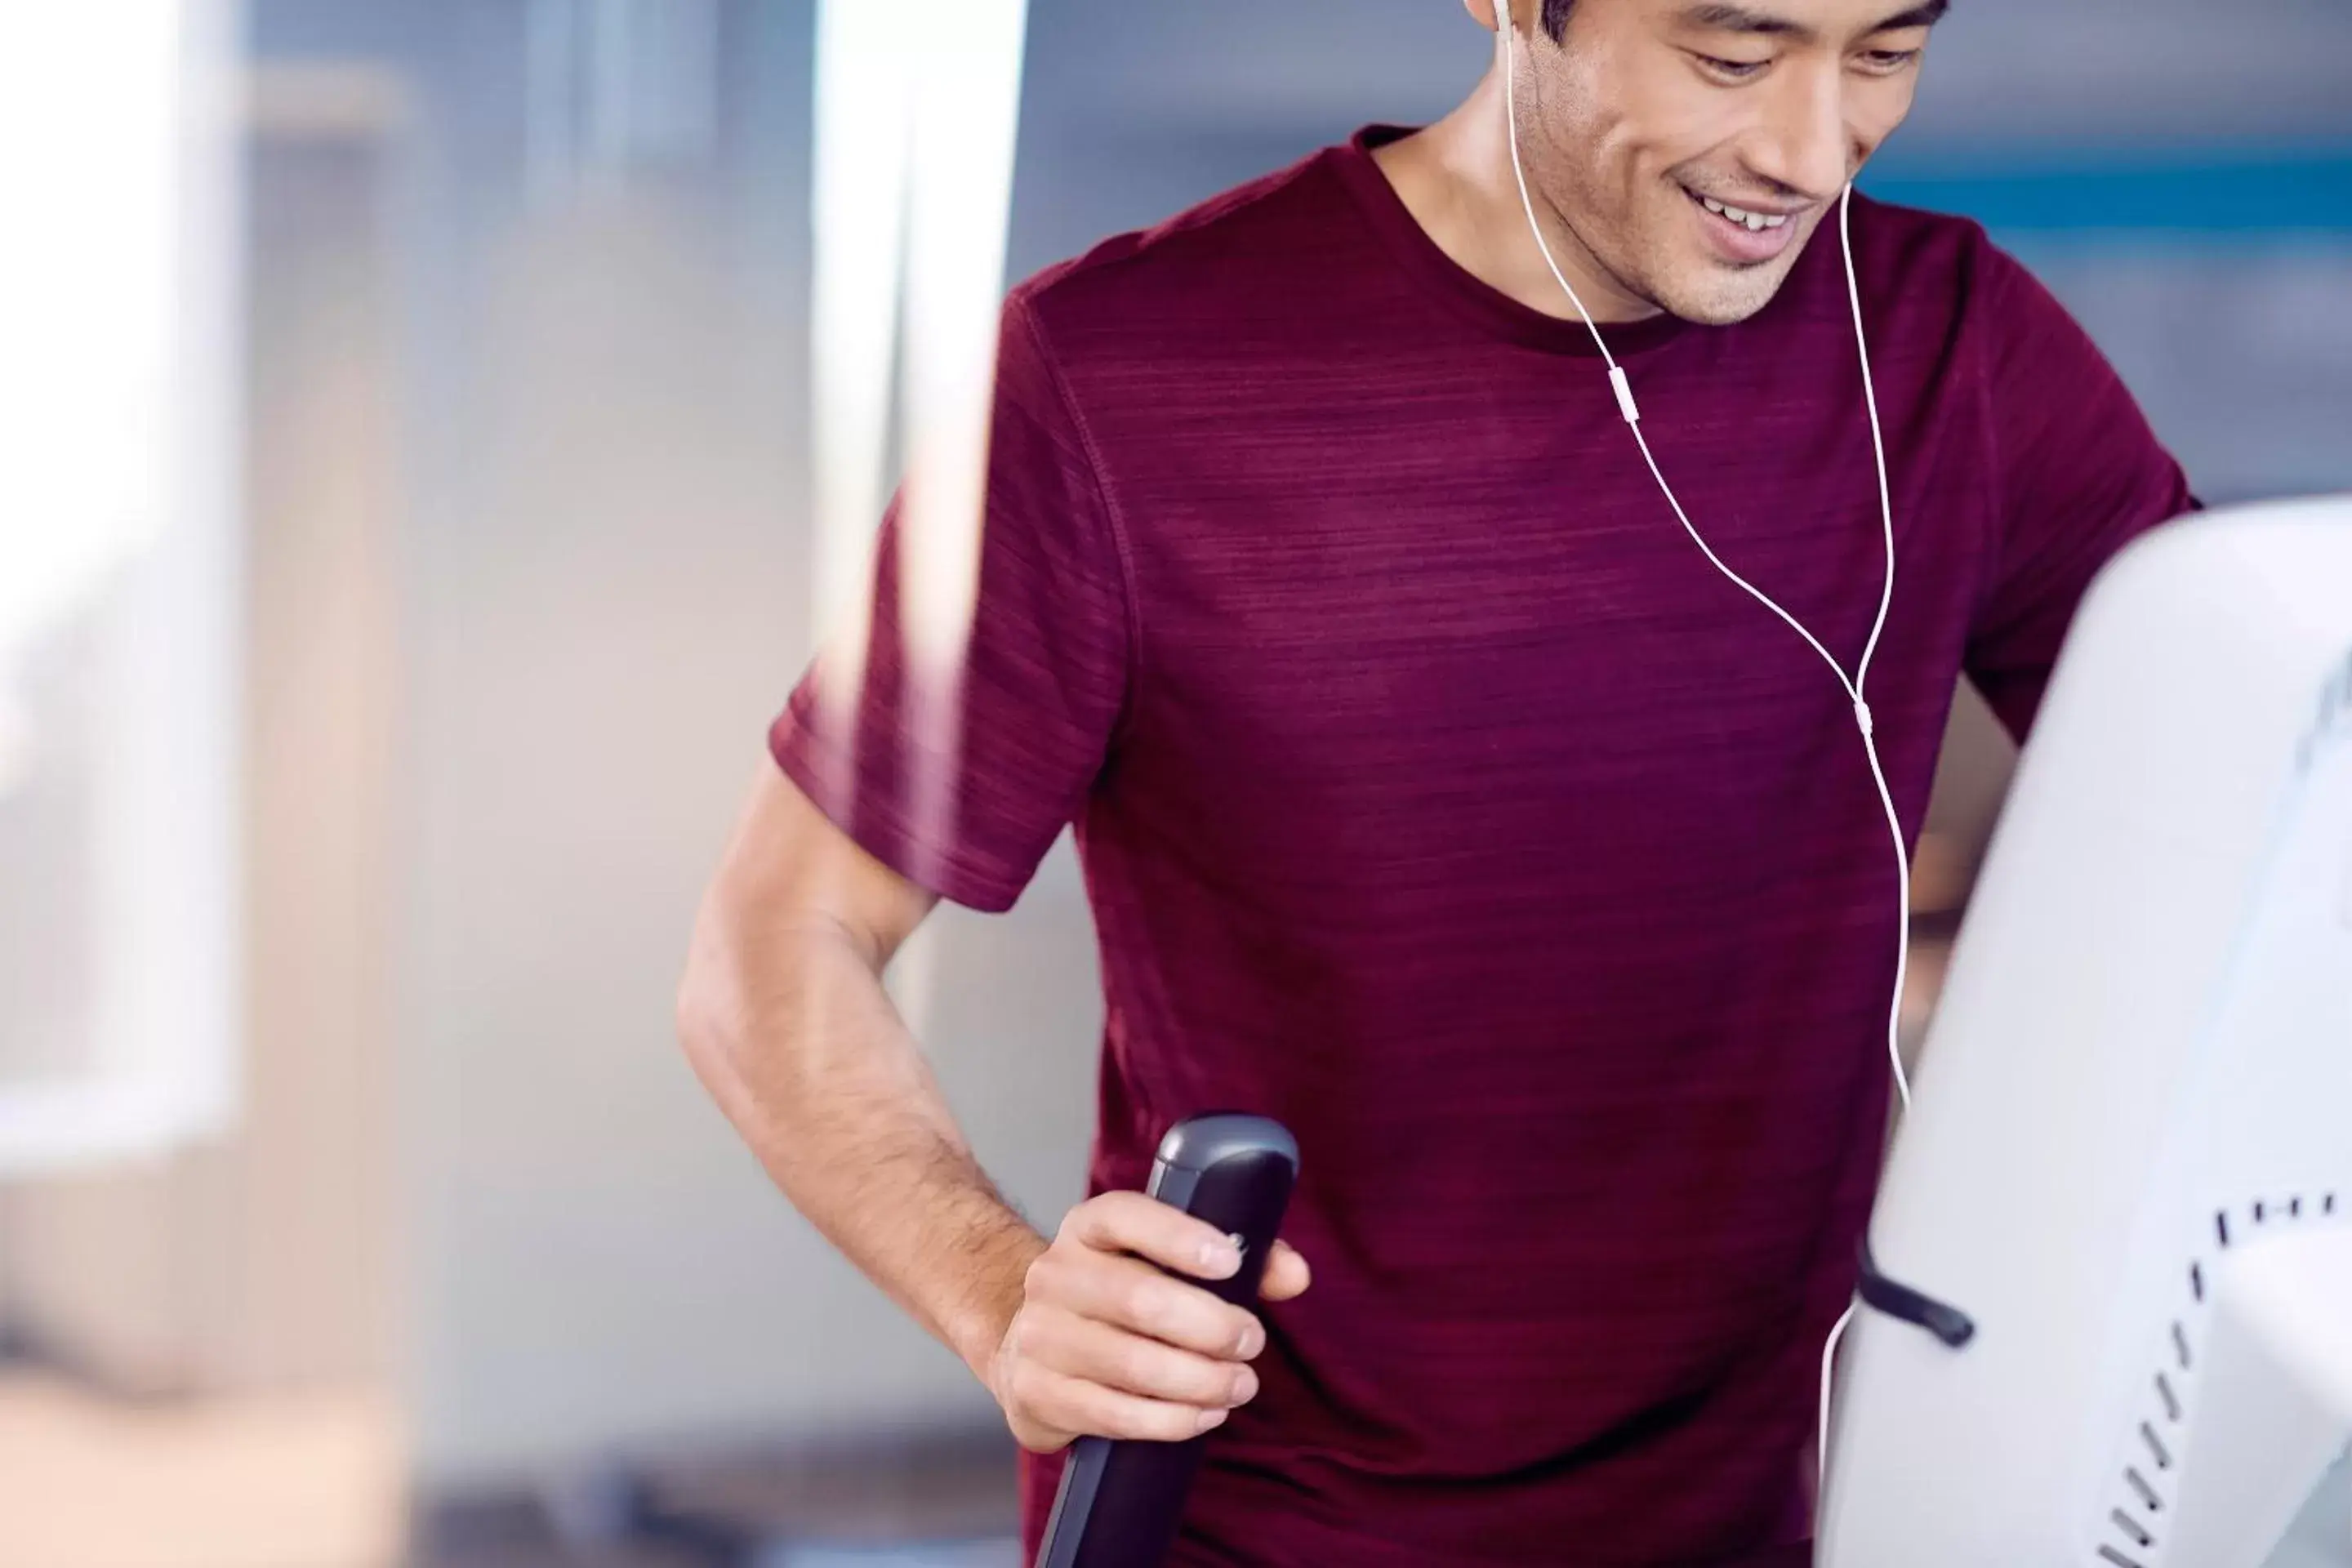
[678,2,2199,1563]
[1432,0,1952,327]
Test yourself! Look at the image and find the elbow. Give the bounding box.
[675,897,747,1098]
[673,967,719,1082]
[674,882,829,1127]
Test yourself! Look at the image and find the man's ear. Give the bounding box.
[1466,0,1510,35]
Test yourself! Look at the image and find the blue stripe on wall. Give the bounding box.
[1860,145,2352,234]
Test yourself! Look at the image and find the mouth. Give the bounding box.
[1680,184,1804,265]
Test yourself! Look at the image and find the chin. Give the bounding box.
[1652,265,1790,327]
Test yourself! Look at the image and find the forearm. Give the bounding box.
[677,906,1043,1373]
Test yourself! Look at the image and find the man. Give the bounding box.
[676,0,2198,1561]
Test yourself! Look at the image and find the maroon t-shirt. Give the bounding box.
[771,127,2196,1565]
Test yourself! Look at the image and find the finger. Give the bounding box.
[1020,1303,1258,1410]
[1002,1403,1076,1456]
[1067,1191,1243,1281]
[1033,1250,1263,1360]
[1258,1240,1312,1303]
[1014,1362,1230,1444]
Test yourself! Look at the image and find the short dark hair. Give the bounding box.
[1540,0,1575,41]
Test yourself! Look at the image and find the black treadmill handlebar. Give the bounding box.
[1033,1113,1299,1568]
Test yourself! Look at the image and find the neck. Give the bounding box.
[1370,69,1661,327]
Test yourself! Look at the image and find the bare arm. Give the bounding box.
[676,760,1034,1369]
[675,761,1309,1449]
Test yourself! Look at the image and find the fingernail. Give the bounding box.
[1196,1406,1229,1432]
[1201,1239,1241,1276]
[1232,1368,1258,1405]
[1236,1321,1264,1358]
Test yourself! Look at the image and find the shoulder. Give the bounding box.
[1004,142,1361,364]
[1843,189,1990,274]
[1838,189,2057,325]
[1803,189,2090,386]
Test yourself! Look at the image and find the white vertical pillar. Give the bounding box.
[808,0,1031,1031]
[896,0,1033,893]
[808,0,918,725]
[0,0,245,1176]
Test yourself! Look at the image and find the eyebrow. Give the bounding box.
[1676,0,1949,44]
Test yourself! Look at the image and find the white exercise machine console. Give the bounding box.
[1821,493,2352,1568]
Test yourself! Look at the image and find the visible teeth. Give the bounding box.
[1698,193,1788,230]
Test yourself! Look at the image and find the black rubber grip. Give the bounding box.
[1034,1115,1299,1568]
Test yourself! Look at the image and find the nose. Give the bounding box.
[1745,61,1850,203]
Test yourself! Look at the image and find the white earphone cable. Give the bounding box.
[1501,23,1911,1114]
[1497,9,1914,1517]
[1818,1301,1856,1493]
[1838,184,1916,1123]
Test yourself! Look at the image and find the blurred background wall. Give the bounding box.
[0,2,2346,1564]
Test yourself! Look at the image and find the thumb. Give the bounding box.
[1258,1239,1312,1302]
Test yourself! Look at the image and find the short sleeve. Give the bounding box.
[770,291,1131,912]
[1964,243,2201,742]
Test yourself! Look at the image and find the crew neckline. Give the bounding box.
[1328,123,1692,359]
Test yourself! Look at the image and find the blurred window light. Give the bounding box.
[0,2,243,1176]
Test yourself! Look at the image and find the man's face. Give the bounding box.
[1508,0,1944,324]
